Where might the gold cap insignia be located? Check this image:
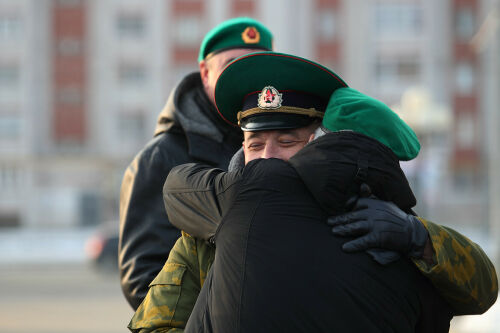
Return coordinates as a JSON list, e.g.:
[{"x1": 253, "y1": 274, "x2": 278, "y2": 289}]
[{"x1": 241, "y1": 26, "x2": 260, "y2": 44}]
